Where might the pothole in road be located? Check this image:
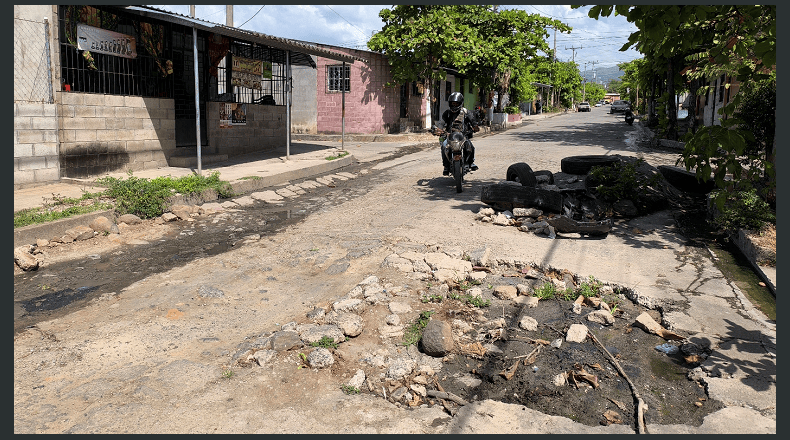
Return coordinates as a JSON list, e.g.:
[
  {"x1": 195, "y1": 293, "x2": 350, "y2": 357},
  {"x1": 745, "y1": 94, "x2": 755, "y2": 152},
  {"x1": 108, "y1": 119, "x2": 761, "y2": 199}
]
[{"x1": 236, "y1": 261, "x2": 723, "y2": 433}]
